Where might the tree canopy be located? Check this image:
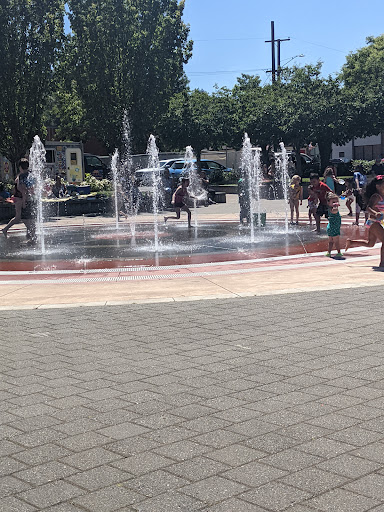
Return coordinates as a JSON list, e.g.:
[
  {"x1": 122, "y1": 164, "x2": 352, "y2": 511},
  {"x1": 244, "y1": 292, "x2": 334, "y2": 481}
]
[
  {"x1": 158, "y1": 87, "x2": 234, "y2": 163},
  {"x1": 0, "y1": 0, "x2": 64, "y2": 169},
  {"x1": 58, "y1": 0, "x2": 192, "y2": 153},
  {"x1": 341, "y1": 34, "x2": 384, "y2": 138}
]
